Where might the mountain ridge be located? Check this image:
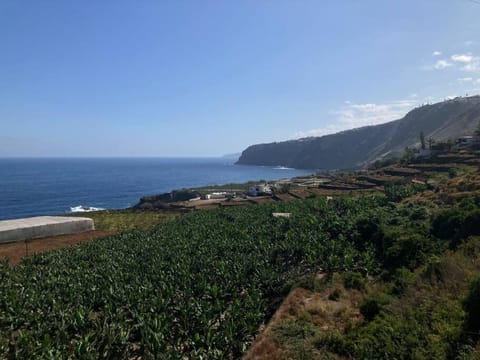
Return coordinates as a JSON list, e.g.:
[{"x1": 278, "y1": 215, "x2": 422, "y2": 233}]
[{"x1": 236, "y1": 95, "x2": 480, "y2": 170}]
